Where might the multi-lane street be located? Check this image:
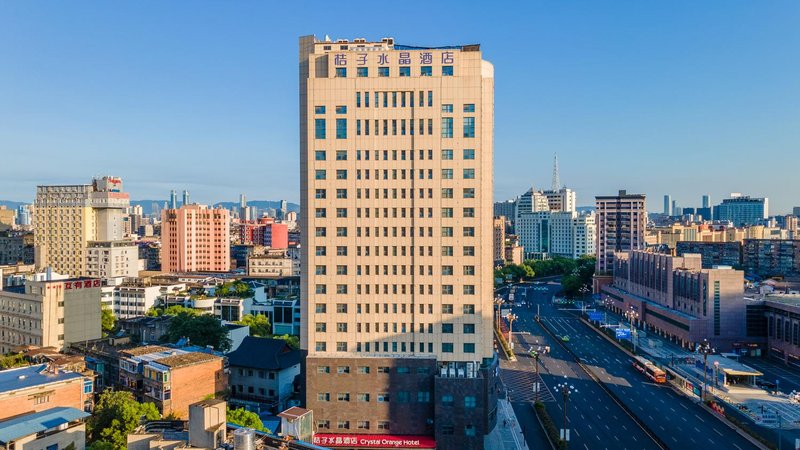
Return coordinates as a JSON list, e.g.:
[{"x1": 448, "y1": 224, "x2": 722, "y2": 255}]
[{"x1": 499, "y1": 282, "x2": 761, "y2": 450}]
